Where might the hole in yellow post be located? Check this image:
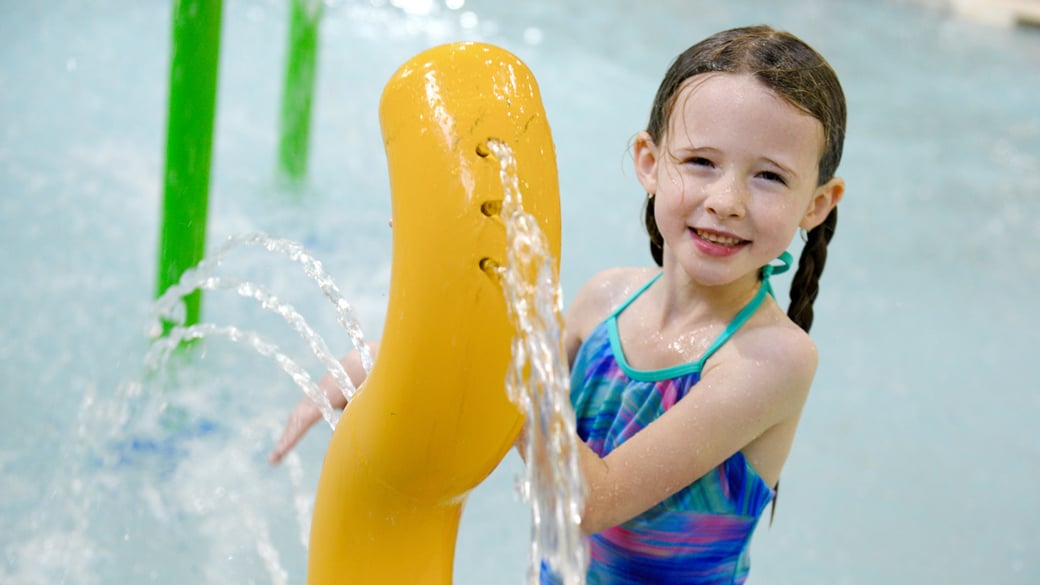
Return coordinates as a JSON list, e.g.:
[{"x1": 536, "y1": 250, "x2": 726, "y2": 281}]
[
  {"x1": 479, "y1": 256, "x2": 504, "y2": 279},
  {"x1": 480, "y1": 200, "x2": 502, "y2": 217}
]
